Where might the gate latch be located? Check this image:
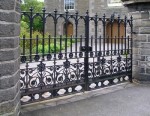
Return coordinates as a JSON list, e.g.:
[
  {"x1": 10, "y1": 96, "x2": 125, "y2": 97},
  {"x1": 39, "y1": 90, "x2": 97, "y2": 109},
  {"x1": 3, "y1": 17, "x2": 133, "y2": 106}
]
[{"x1": 80, "y1": 46, "x2": 92, "y2": 52}]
